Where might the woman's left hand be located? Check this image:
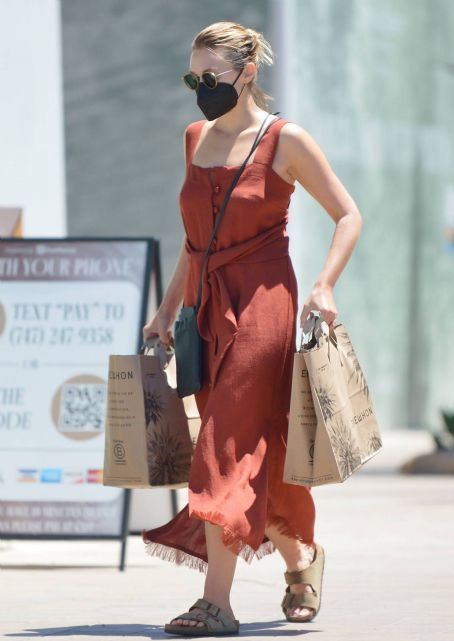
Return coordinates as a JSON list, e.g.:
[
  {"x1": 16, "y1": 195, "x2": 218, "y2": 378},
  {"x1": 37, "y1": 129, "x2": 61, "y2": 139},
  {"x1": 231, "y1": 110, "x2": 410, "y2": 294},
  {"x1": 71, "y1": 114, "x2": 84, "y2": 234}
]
[{"x1": 300, "y1": 282, "x2": 338, "y2": 328}]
